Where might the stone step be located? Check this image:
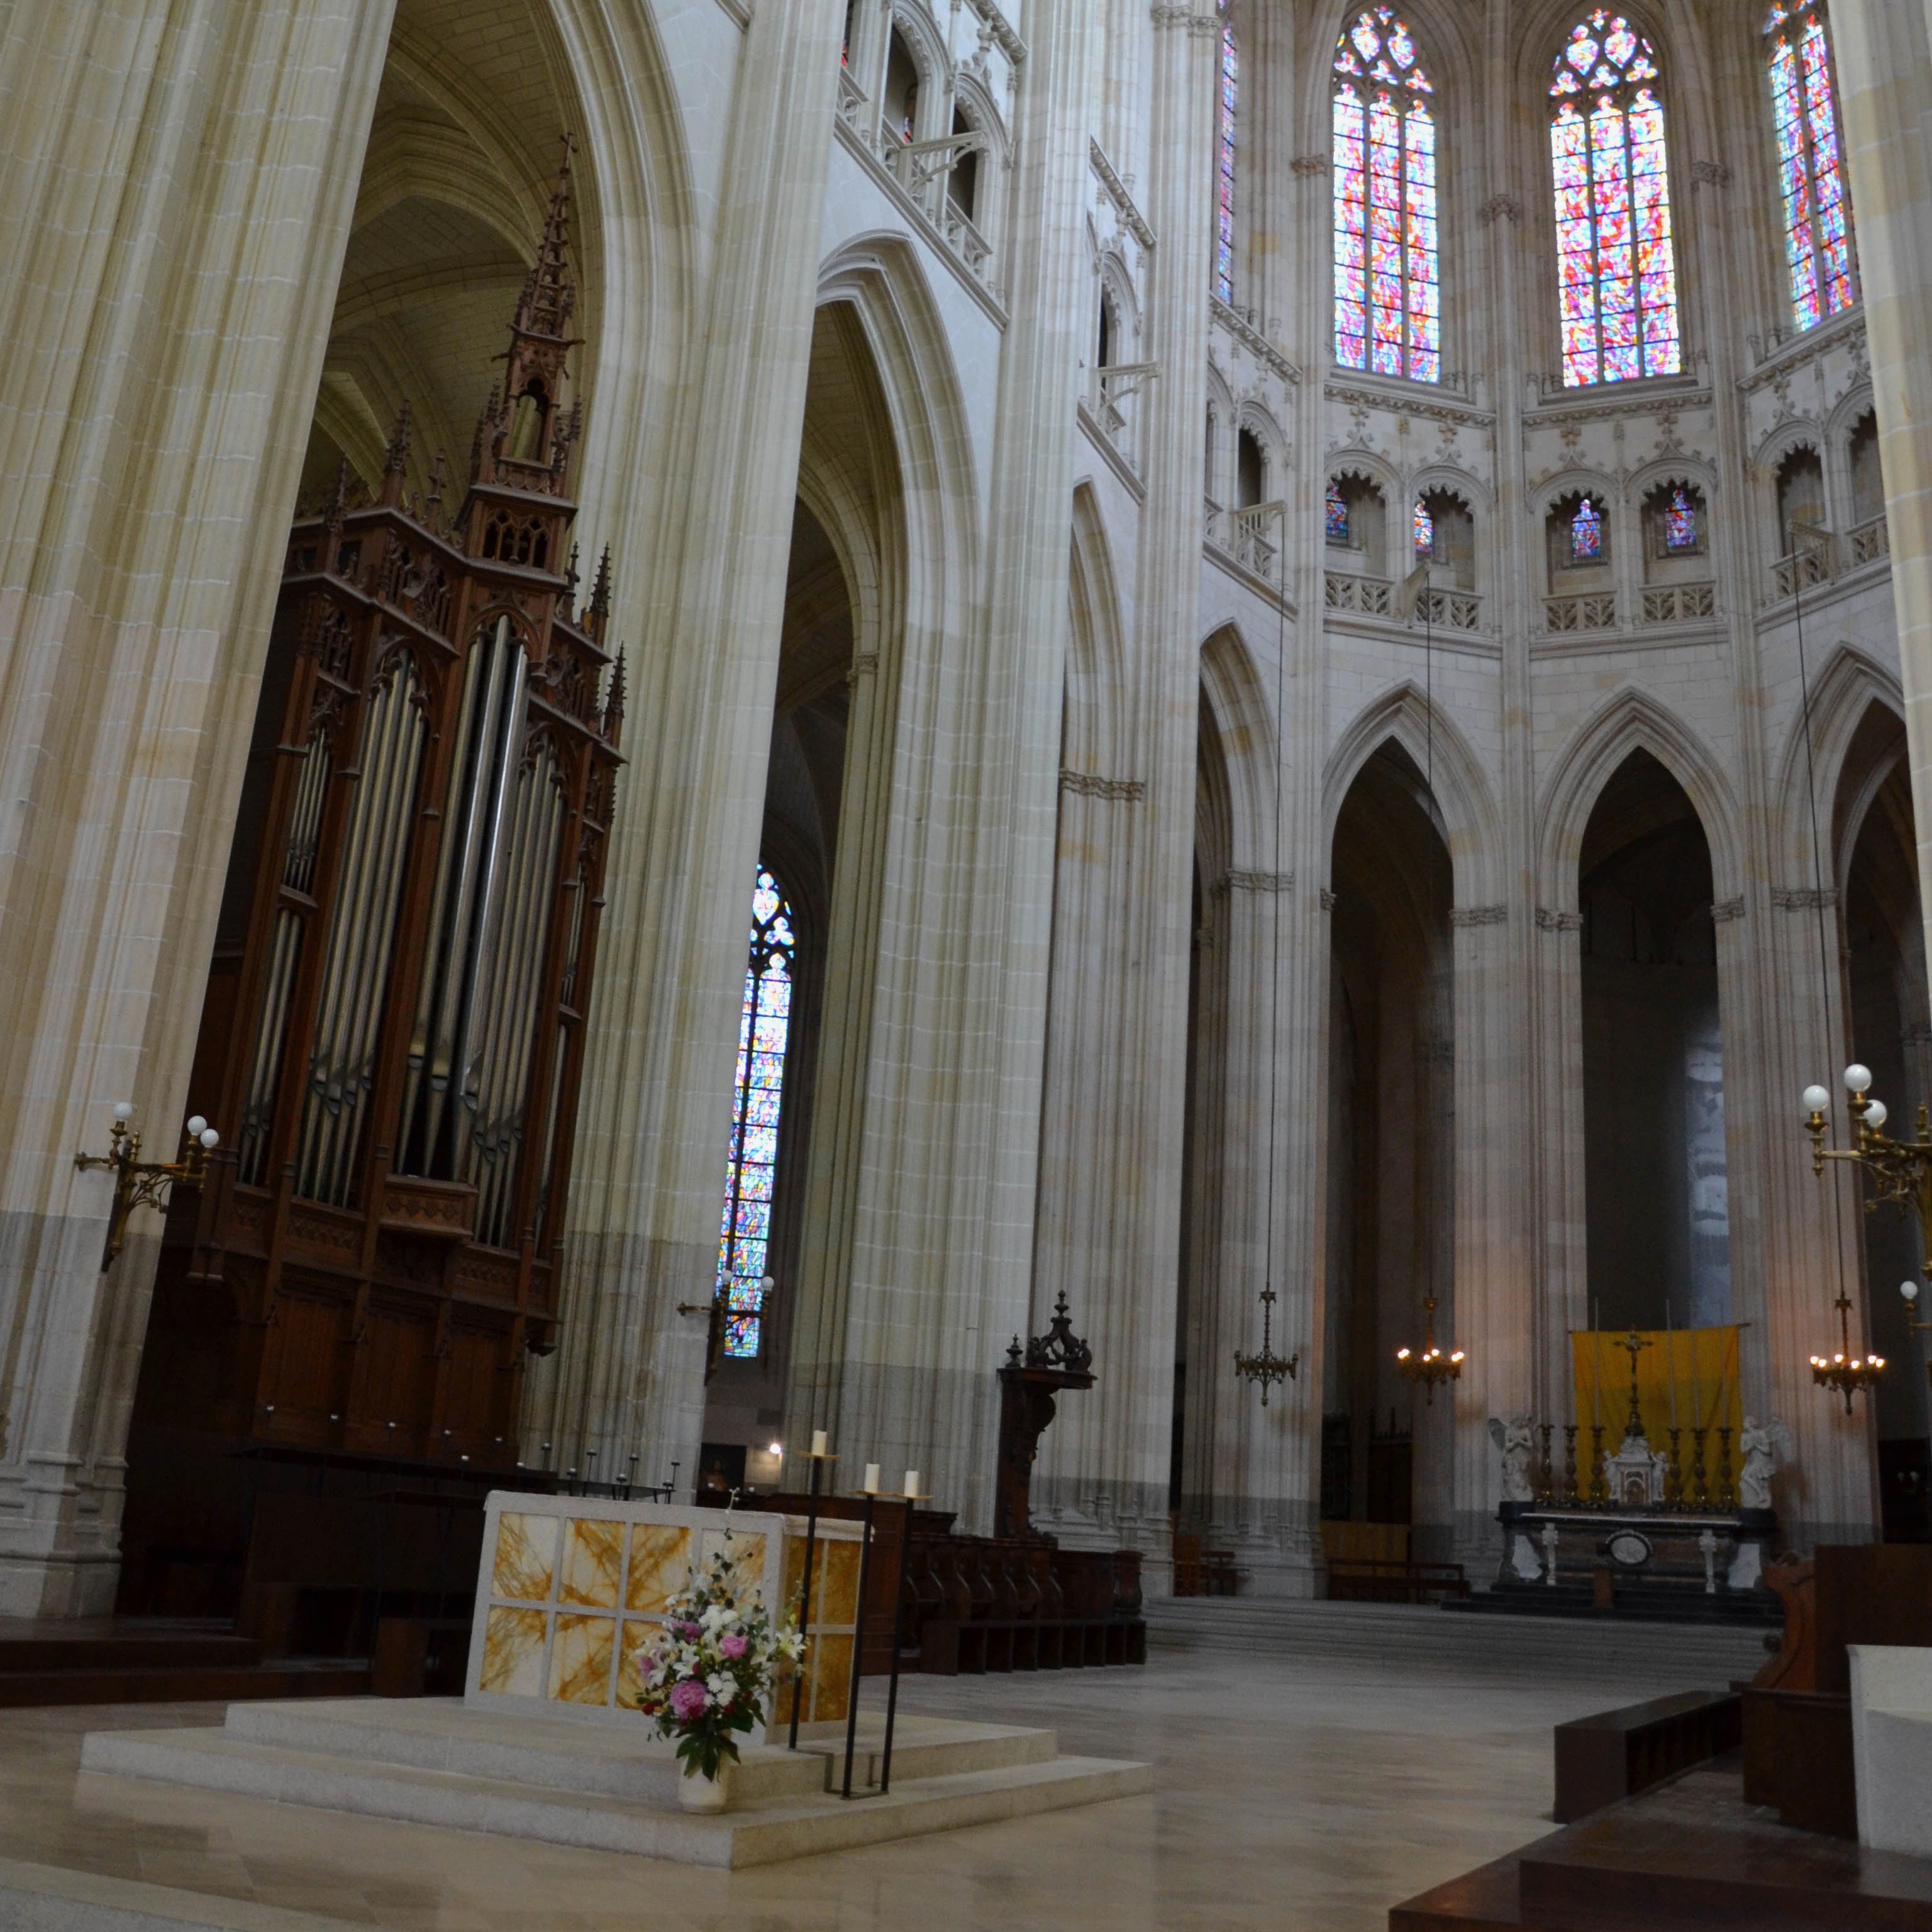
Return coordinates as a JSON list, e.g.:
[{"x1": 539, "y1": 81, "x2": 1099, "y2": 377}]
[
  {"x1": 216, "y1": 1698, "x2": 1056, "y2": 1804},
  {"x1": 0, "y1": 1661, "x2": 372, "y2": 1709},
  {"x1": 1145, "y1": 1599, "x2": 1768, "y2": 1681},
  {"x1": 78, "y1": 1722, "x2": 1151, "y2": 1871}
]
